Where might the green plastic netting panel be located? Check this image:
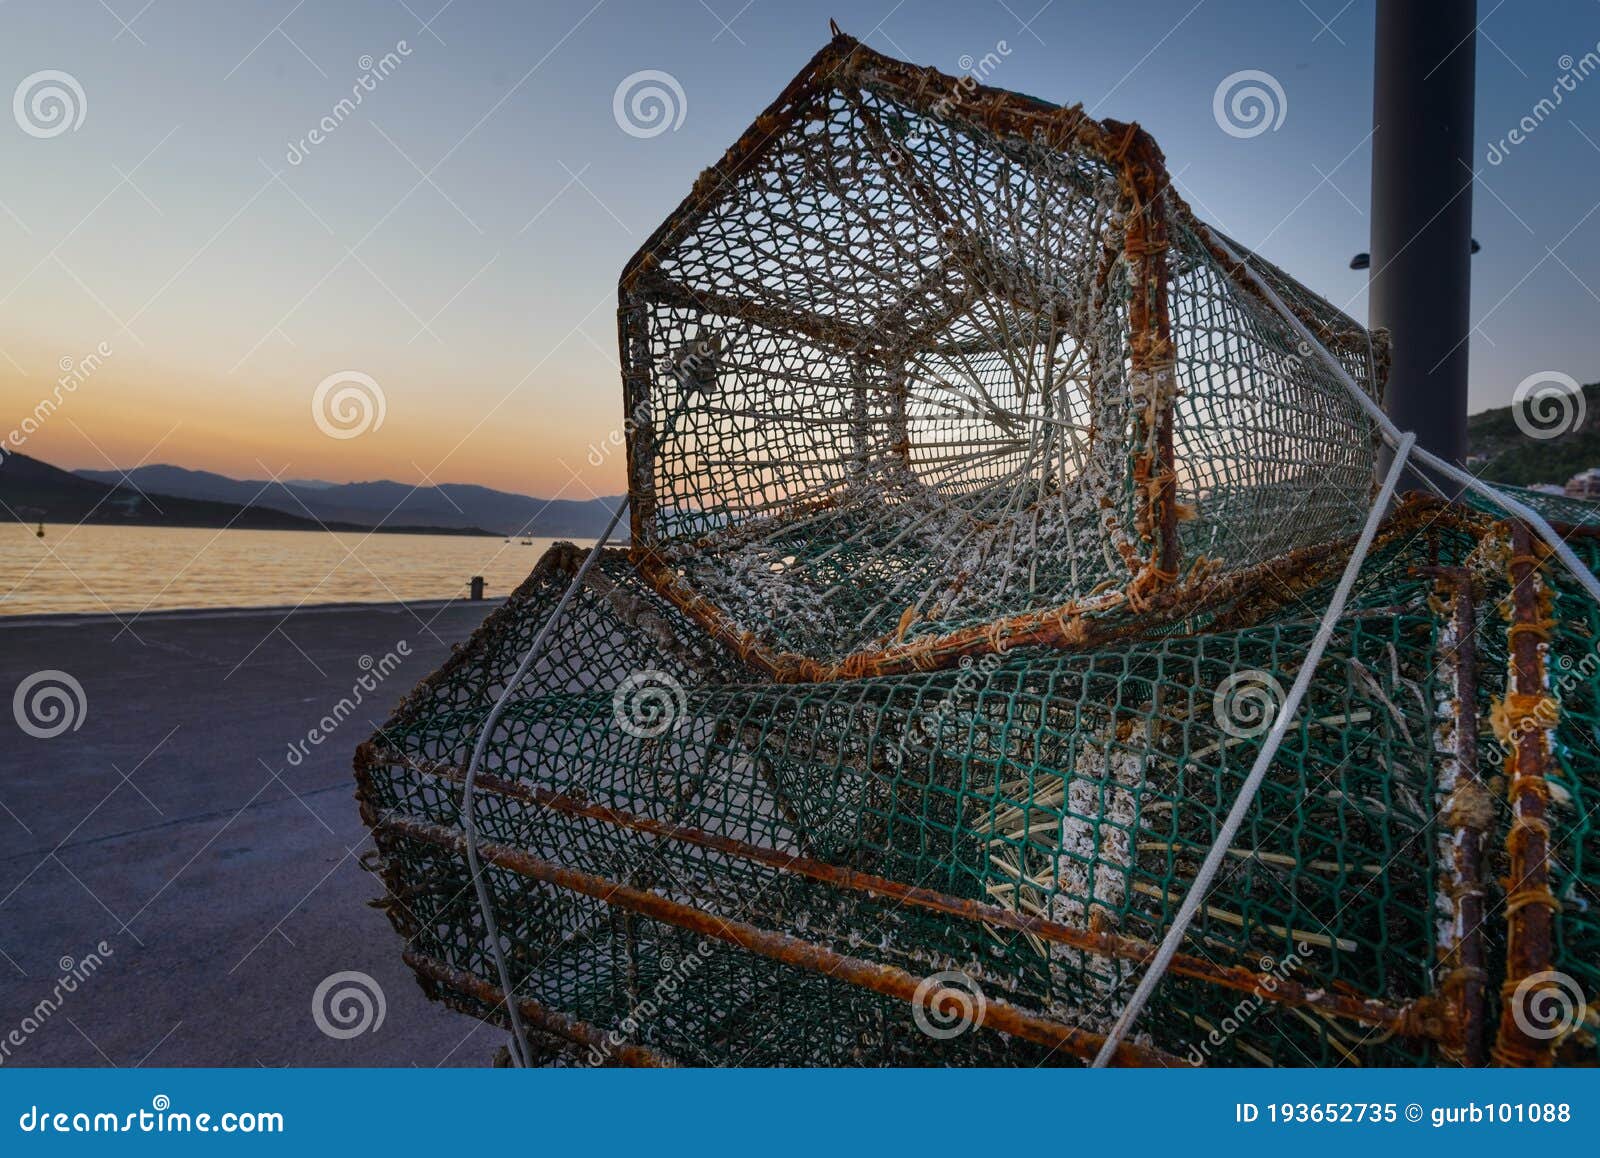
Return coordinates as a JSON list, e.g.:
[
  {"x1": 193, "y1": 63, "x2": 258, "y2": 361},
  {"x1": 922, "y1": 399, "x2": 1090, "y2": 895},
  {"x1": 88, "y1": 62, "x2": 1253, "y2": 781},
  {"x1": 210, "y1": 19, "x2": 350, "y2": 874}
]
[{"x1": 352, "y1": 499, "x2": 1584, "y2": 1067}]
